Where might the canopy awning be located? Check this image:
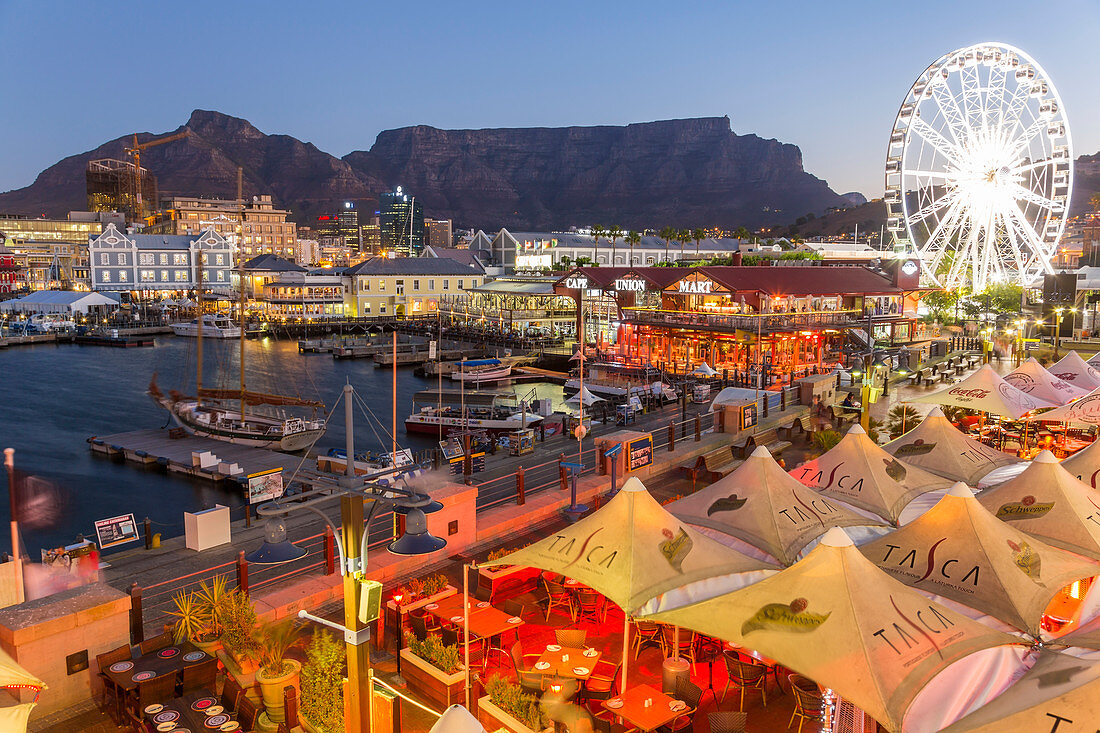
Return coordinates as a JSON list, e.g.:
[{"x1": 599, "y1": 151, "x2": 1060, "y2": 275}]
[
  {"x1": 1003, "y1": 357, "x2": 1089, "y2": 405},
  {"x1": 565, "y1": 387, "x2": 605, "y2": 406},
  {"x1": 910, "y1": 364, "x2": 1055, "y2": 418},
  {"x1": 669, "y1": 445, "x2": 887, "y2": 565},
  {"x1": 861, "y1": 483, "x2": 1098, "y2": 636},
  {"x1": 1023, "y1": 384, "x2": 1100, "y2": 425},
  {"x1": 643, "y1": 527, "x2": 1021, "y2": 732},
  {"x1": 882, "y1": 407, "x2": 1020, "y2": 486},
  {"x1": 789, "y1": 424, "x2": 952, "y2": 525},
  {"x1": 1050, "y1": 351, "x2": 1100, "y2": 391},
  {"x1": 1062, "y1": 436, "x2": 1100, "y2": 489},
  {"x1": 0, "y1": 646, "x2": 43, "y2": 690}
]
